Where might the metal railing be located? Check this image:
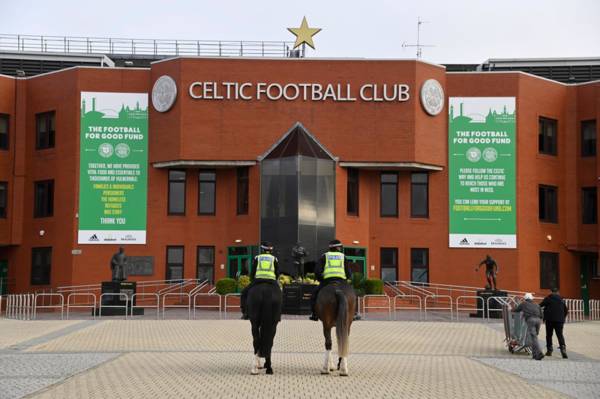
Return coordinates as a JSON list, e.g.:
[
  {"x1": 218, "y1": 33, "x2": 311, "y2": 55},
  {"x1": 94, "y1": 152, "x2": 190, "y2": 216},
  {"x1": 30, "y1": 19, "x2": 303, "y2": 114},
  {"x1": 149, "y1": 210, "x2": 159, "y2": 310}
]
[
  {"x1": 161, "y1": 293, "x2": 191, "y2": 319},
  {"x1": 424, "y1": 295, "x2": 453, "y2": 320},
  {"x1": 361, "y1": 295, "x2": 391, "y2": 320},
  {"x1": 0, "y1": 34, "x2": 296, "y2": 58},
  {"x1": 99, "y1": 293, "x2": 128, "y2": 318},
  {"x1": 486, "y1": 296, "x2": 516, "y2": 319},
  {"x1": 590, "y1": 299, "x2": 600, "y2": 321},
  {"x1": 392, "y1": 294, "x2": 422, "y2": 320},
  {"x1": 224, "y1": 293, "x2": 241, "y2": 317},
  {"x1": 131, "y1": 293, "x2": 160, "y2": 319},
  {"x1": 66, "y1": 293, "x2": 96, "y2": 319},
  {"x1": 34, "y1": 293, "x2": 64, "y2": 320},
  {"x1": 455, "y1": 295, "x2": 484, "y2": 321},
  {"x1": 565, "y1": 299, "x2": 585, "y2": 322},
  {"x1": 193, "y1": 287, "x2": 222, "y2": 319}
]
